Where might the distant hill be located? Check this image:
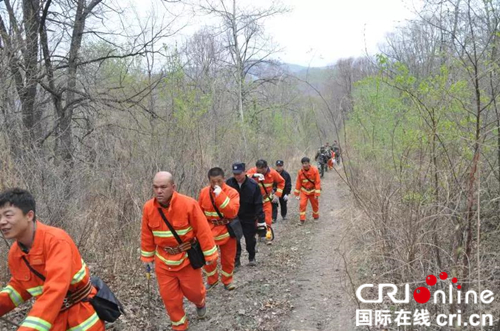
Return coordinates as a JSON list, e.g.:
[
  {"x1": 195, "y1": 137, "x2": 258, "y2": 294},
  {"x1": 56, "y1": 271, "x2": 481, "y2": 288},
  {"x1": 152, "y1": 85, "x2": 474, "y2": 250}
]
[
  {"x1": 279, "y1": 63, "x2": 332, "y2": 92},
  {"x1": 245, "y1": 61, "x2": 332, "y2": 93}
]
